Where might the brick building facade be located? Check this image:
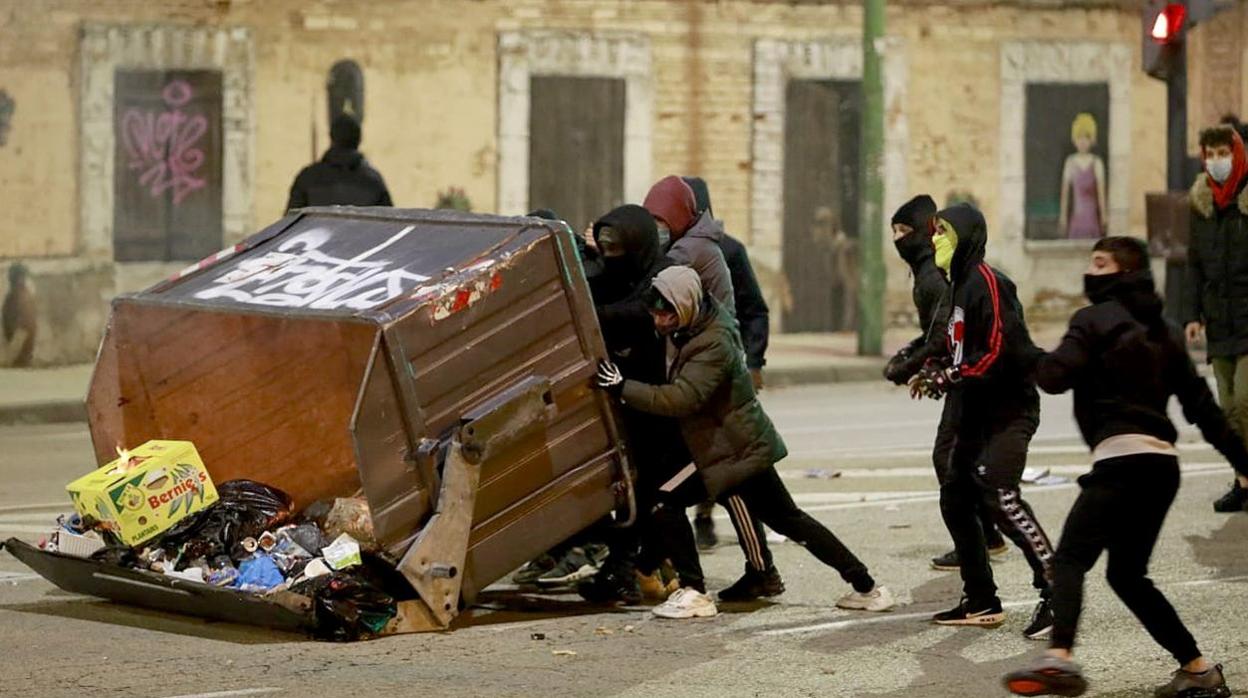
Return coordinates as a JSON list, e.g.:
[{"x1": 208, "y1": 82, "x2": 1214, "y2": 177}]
[{"x1": 0, "y1": 0, "x2": 1244, "y2": 365}]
